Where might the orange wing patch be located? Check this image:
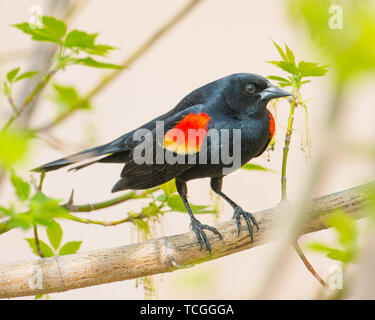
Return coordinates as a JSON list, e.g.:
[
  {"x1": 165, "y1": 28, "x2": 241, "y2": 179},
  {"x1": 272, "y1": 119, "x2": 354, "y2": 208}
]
[
  {"x1": 164, "y1": 113, "x2": 210, "y2": 154},
  {"x1": 269, "y1": 112, "x2": 275, "y2": 139}
]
